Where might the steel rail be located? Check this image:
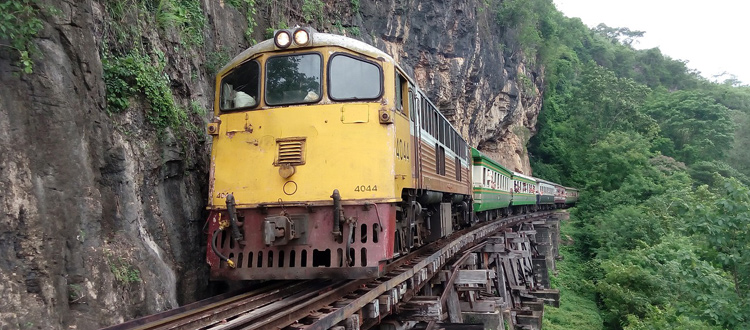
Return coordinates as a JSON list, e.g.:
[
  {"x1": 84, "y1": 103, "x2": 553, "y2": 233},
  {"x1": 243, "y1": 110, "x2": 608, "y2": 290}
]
[
  {"x1": 209, "y1": 279, "x2": 353, "y2": 330},
  {"x1": 102, "y1": 281, "x2": 311, "y2": 330}
]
